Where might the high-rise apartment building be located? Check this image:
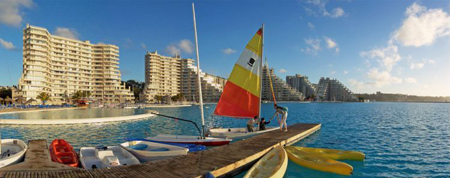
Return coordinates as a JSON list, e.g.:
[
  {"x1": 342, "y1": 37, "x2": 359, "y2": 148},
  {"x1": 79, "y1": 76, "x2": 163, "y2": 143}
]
[
  {"x1": 143, "y1": 51, "x2": 181, "y2": 100},
  {"x1": 143, "y1": 51, "x2": 225, "y2": 103},
  {"x1": 262, "y1": 65, "x2": 304, "y2": 101},
  {"x1": 286, "y1": 74, "x2": 316, "y2": 99},
  {"x1": 18, "y1": 24, "x2": 134, "y2": 104},
  {"x1": 316, "y1": 77, "x2": 357, "y2": 101}
]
